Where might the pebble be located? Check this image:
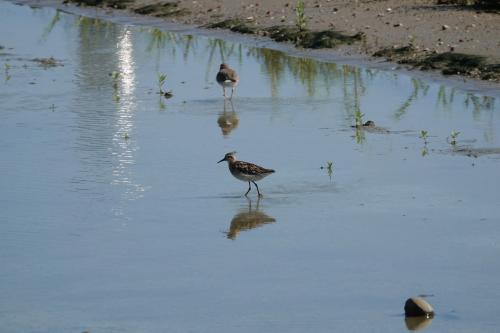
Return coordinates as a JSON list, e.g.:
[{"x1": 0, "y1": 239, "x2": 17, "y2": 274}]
[
  {"x1": 404, "y1": 297, "x2": 435, "y2": 317},
  {"x1": 442, "y1": 24, "x2": 449, "y2": 30}
]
